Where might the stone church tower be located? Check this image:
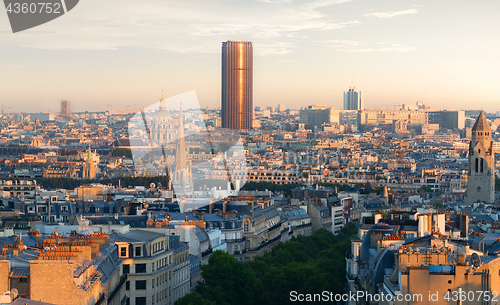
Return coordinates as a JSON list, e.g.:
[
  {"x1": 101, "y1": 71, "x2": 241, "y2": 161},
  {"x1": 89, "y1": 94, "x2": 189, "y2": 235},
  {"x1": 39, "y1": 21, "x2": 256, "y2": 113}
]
[{"x1": 467, "y1": 111, "x2": 495, "y2": 204}]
